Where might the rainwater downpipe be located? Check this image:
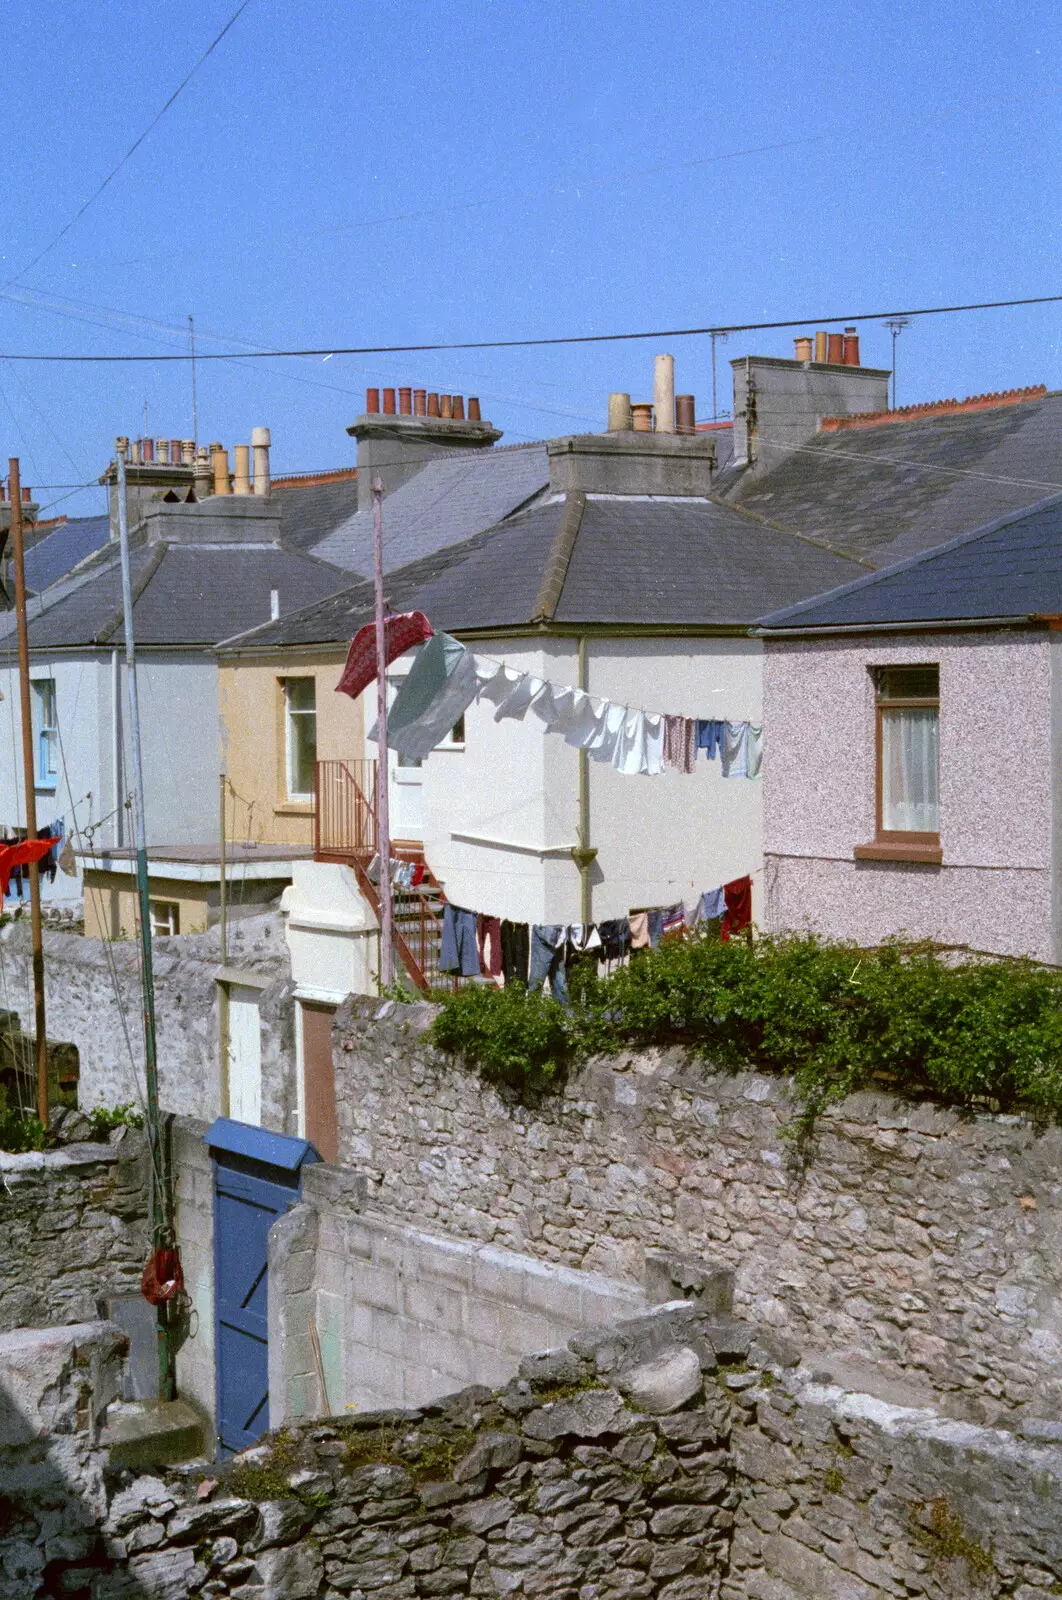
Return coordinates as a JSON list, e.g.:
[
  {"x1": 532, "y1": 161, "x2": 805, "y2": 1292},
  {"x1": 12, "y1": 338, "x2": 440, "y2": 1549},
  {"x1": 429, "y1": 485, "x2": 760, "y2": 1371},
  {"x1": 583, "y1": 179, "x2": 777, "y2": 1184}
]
[
  {"x1": 111, "y1": 649, "x2": 121, "y2": 847},
  {"x1": 572, "y1": 636, "x2": 597, "y2": 924}
]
